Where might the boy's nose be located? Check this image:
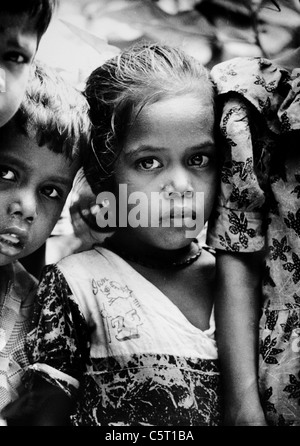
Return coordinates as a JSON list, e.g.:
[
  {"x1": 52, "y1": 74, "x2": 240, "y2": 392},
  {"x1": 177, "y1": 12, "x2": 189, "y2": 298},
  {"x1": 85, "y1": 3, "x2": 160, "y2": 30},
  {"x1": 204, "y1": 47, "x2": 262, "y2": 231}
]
[{"x1": 8, "y1": 192, "x2": 37, "y2": 223}]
